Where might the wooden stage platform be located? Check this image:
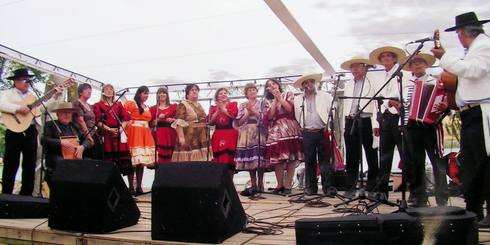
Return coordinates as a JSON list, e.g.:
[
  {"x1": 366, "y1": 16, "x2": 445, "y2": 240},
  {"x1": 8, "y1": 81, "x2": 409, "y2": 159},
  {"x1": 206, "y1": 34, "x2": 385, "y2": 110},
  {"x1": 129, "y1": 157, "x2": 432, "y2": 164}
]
[{"x1": 1, "y1": 190, "x2": 490, "y2": 245}]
